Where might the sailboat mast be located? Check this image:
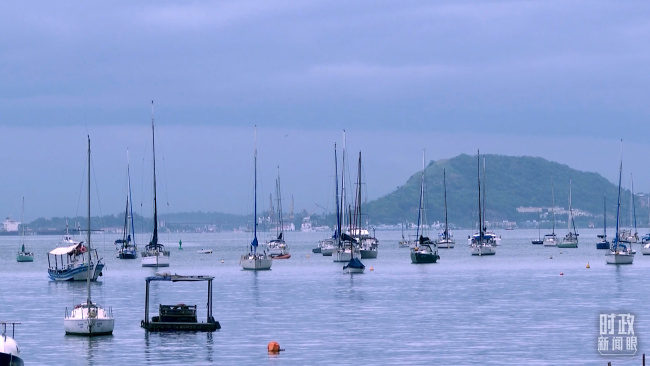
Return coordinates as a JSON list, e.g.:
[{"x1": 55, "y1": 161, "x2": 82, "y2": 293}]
[
  {"x1": 20, "y1": 197, "x2": 24, "y2": 246},
  {"x1": 603, "y1": 193, "x2": 607, "y2": 240},
  {"x1": 416, "y1": 150, "x2": 425, "y2": 240},
  {"x1": 86, "y1": 135, "x2": 92, "y2": 304},
  {"x1": 567, "y1": 179, "x2": 573, "y2": 232},
  {"x1": 551, "y1": 177, "x2": 555, "y2": 235},
  {"x1": 151, "y1": 101, "x2": 158, "y2": 247},
  {"x1": 127, "y1": 149, "x2": 135, "y2": 244},
  {"x1": 443, "y1": 168, "x2": 448, "y2": 239},
  {"x1": 477, "y1": 151, "x2": 483, "y2": 242},
  {"x1": 253, "y1": 126, "x2": 258, "y2": 255},
  {"x1": 631, "y1": 174, "x2": 637, "y2": 239},
  {"x1": 276, "y1": 166, "x2": 283, "y2": 238},
  {"x1": 352, "y1": 151, "x2": 362, "y2": 258},
  {"x1": 334, "y1": 143, "x2": 341, "y2": 243},
  {"x1": 340, "y1": 130, "x2": 347, "y2": 242},
  {"x1": 483, "y1": 158, "x2": 487, "y2": 230},
  {"x1": 615, "y1": 141, "x2": 623, "y2": 250}
]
